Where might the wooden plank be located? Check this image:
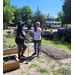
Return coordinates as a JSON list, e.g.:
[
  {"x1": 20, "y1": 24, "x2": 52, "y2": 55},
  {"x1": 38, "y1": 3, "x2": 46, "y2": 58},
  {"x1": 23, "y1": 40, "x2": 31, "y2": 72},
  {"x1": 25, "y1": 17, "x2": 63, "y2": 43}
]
[
  {"x1": 3, "y1": 48, "x2": 18, "y2": 55},
  {"x1": 3, "y1": 61, "x2": 19, "y2": 72},
  {"x1": 3, "y1": 55, "x2": 20, "y2": 72}
]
